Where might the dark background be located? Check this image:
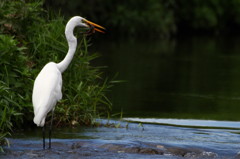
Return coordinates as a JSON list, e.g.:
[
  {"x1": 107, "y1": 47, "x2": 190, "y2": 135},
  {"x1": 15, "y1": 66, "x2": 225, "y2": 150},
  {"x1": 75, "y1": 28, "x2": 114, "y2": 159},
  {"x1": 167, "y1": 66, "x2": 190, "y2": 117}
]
[{"x1": 44, "y1": 0, "x2": 240, "y2": 37}]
